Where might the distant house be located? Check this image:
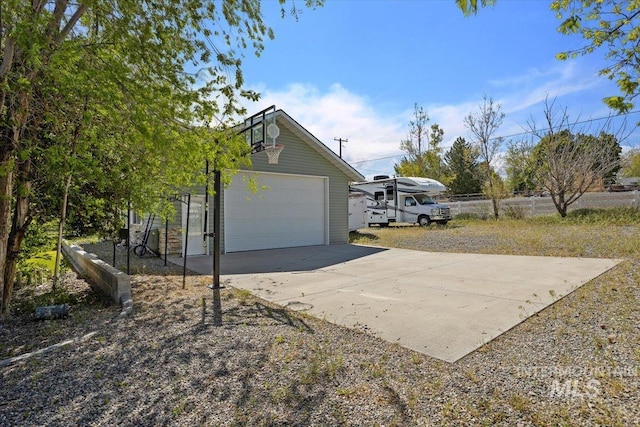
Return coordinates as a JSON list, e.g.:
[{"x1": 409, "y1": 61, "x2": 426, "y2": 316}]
[{"x1": 154, "y1": 110, "x2": 363, "y2": 255}]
